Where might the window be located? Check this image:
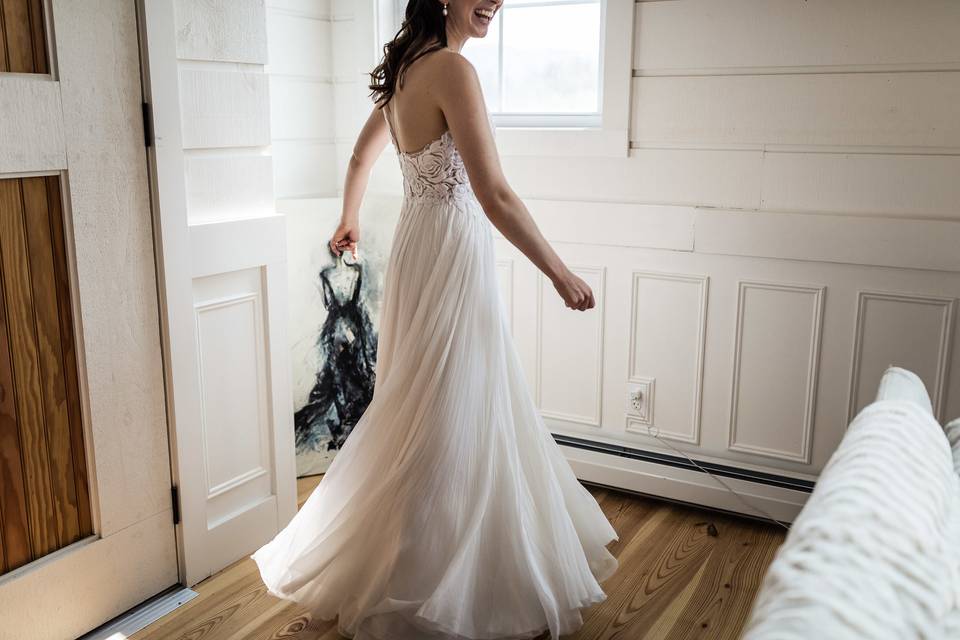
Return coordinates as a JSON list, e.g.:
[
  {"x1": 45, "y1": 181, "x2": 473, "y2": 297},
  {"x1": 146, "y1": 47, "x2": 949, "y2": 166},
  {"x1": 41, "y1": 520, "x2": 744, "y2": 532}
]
[
  {"x1": 462, "y1": 0, "x2": 603, "y2": 127},
  {"x1": 378, "y1": 0, "x2": 633, "y2": 157}
]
